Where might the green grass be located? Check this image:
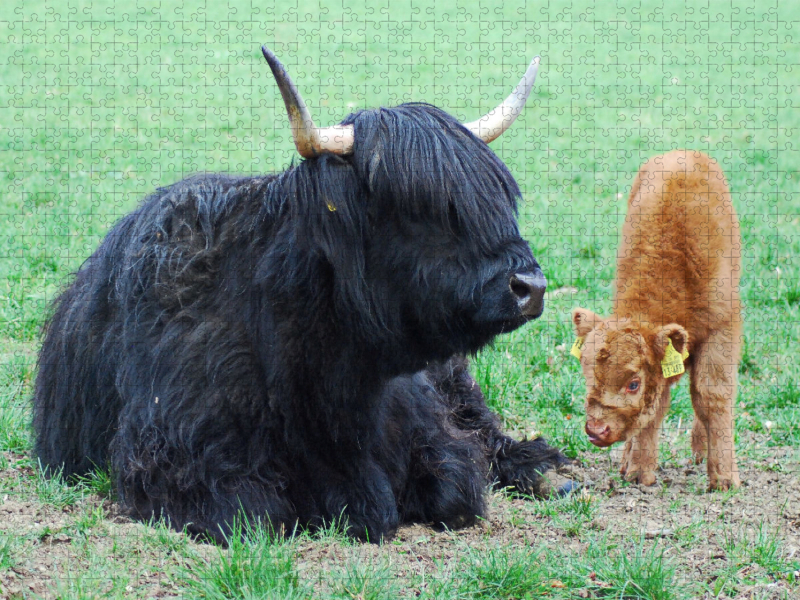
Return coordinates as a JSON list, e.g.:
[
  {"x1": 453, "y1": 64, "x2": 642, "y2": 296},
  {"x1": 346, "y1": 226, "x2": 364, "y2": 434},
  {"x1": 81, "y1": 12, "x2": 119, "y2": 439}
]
[
  {"x1": 723, "y1": 521, "x2": 799, "y2": 577},
  {"x1": 75, "y1": 467, "x2": 117, "y2": 500},
  {"x1": 581, "y1": 538, "x2": 680, "y2": 600},
  {"x1": 0, "y1": 530, "x2": 17, "y2": 571},
  {"x1": 49, "y1": 573, "x2": 132, "y2": 600},
  {"x1": 456, "y1": 545, "x2": 552, "y2": 599},
  {"x1": 327, "y1": 555, "x2": 399, "y2": 600},
  {"x1": 1, "y1": 0, "x2": 799, "y2": 597},
  {"x1": 0, "y1": 380, "x2": 28, "y2": 454},
  {"x1": 529, "y1": 490, "x2": 598, "y2": 520},
  {"x1": 178, "y1": 518, "x2": 308, "y2": 600},
  {"x1": 32, "y1": 461, "x2": 88, "y2": 508},
  {"x1": 423, "y1": 536, "x2": 684, "y2": 599}
]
